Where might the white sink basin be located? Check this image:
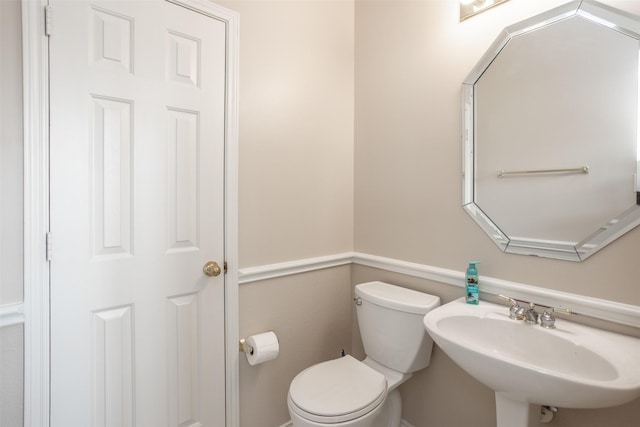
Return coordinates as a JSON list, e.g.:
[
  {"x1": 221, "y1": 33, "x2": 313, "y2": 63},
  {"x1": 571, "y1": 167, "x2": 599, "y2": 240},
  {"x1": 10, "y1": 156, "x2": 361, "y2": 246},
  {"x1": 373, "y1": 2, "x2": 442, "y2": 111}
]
[{"x1": 423, "y1": 298, "x2": 640, "y2": 425}]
